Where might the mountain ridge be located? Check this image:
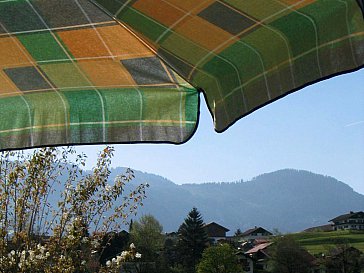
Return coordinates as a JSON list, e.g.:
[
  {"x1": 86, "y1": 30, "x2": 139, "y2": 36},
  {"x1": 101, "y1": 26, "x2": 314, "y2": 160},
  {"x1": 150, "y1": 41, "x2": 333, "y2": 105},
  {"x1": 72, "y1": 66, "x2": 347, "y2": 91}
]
[{"x1": 111, "y1": 168, "x2": 364, "y2": 233}]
